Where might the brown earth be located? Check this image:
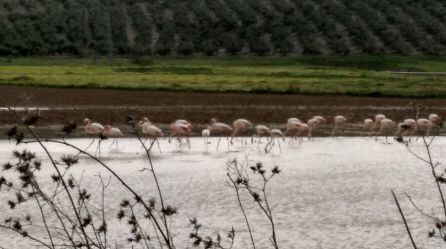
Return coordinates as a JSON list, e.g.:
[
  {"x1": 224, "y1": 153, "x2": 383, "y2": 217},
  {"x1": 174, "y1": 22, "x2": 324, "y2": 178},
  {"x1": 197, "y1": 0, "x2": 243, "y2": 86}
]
[{"x1": 1, "y1": 85, "x2": 446, "y2": 137}]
